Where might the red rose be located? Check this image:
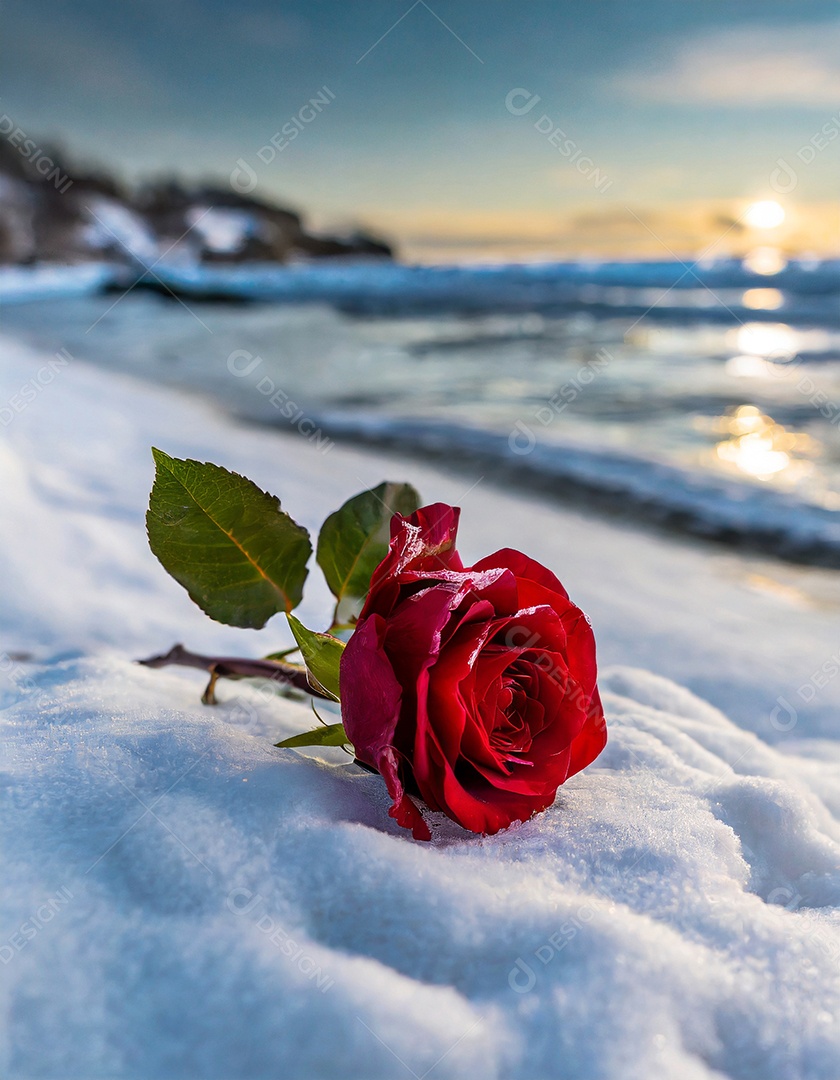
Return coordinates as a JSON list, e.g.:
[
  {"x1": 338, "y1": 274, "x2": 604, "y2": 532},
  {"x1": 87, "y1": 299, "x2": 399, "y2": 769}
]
[{"x1": 339, "y1": 503, "x2": 607, "y2": 839}]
